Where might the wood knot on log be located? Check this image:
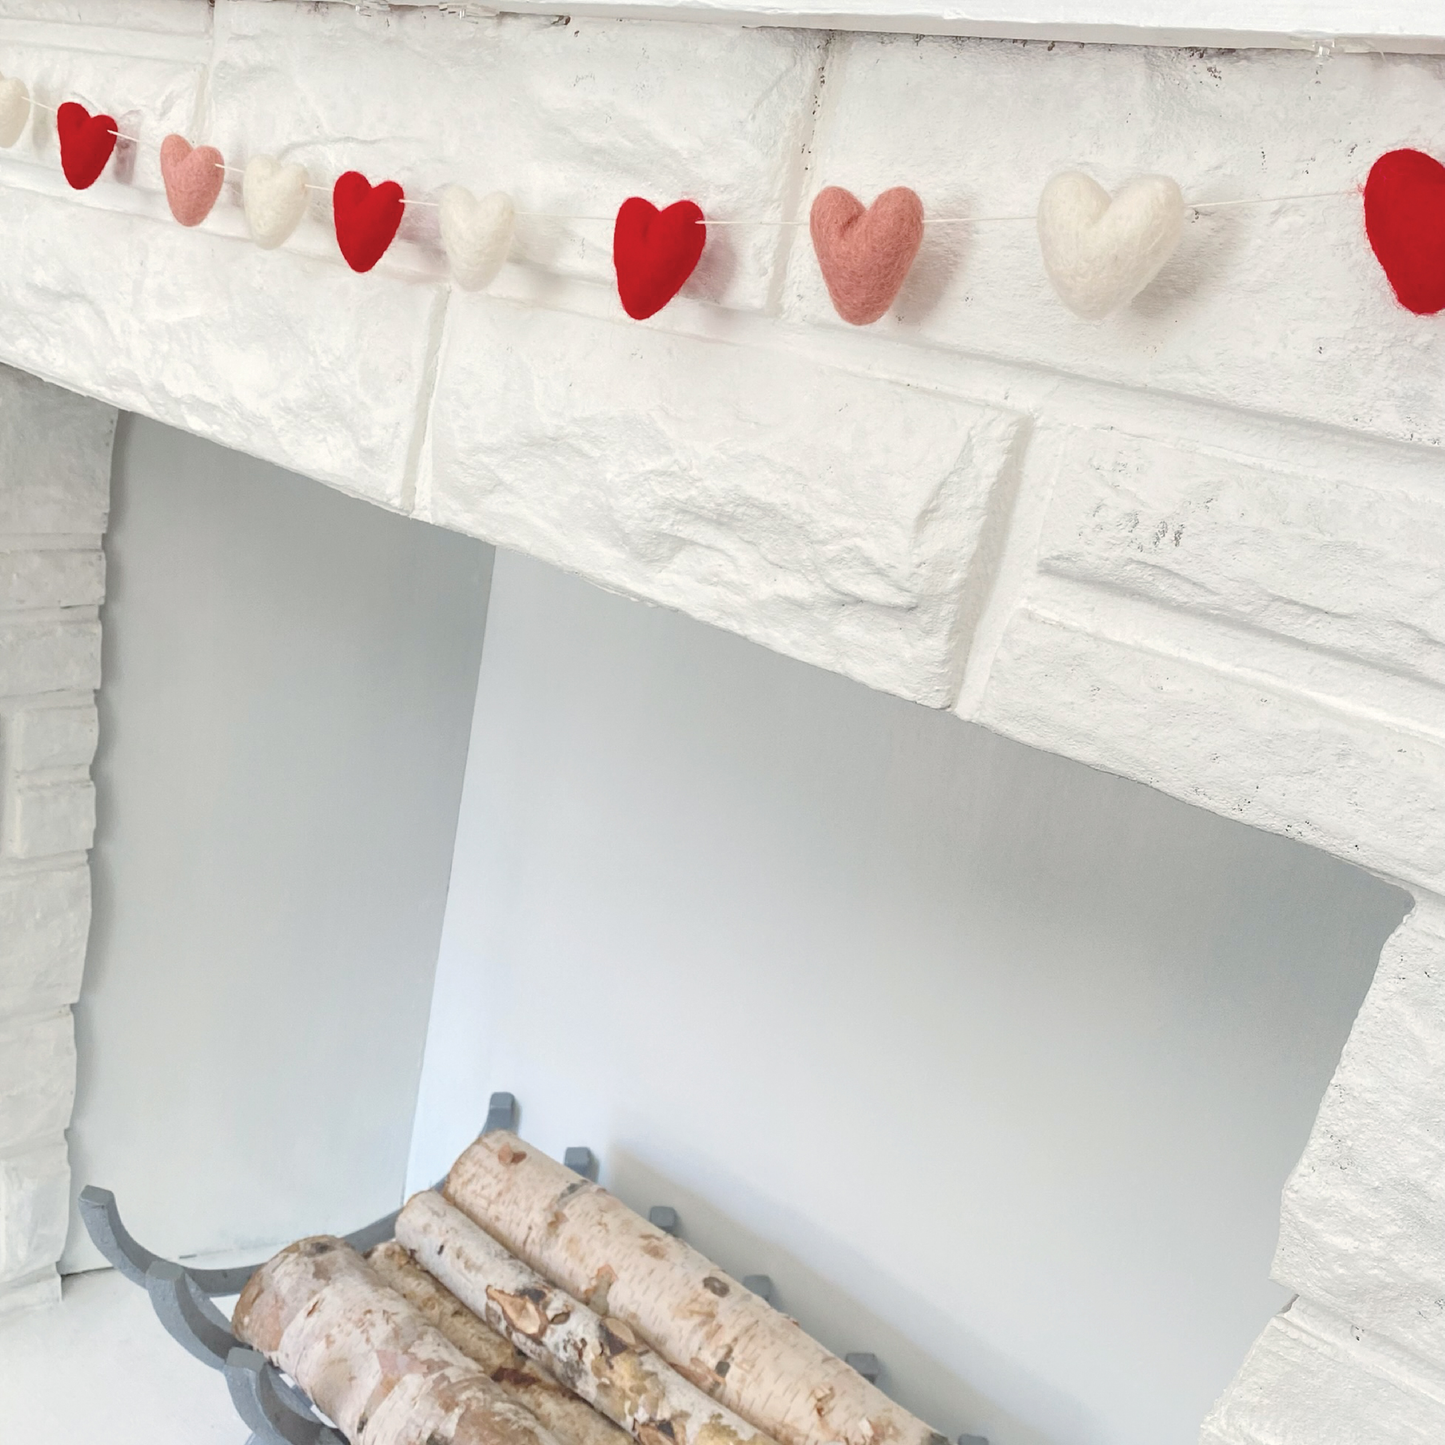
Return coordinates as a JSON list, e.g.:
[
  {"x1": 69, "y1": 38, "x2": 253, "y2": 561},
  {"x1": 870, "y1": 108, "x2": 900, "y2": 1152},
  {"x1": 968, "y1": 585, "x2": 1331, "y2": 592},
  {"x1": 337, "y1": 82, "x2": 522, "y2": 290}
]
[{"x1": 701, "y1": 1278, "x2": 730, "y2": 1298}]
